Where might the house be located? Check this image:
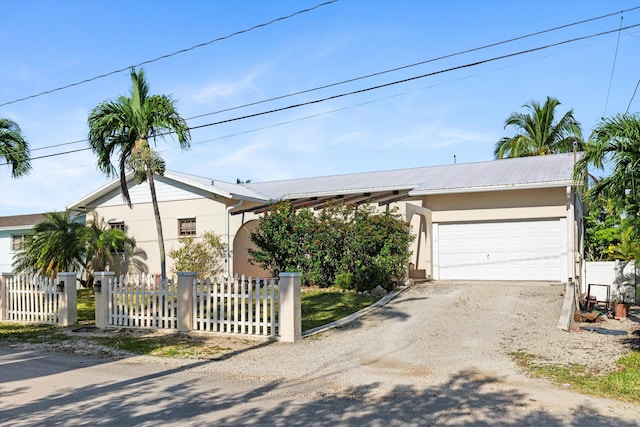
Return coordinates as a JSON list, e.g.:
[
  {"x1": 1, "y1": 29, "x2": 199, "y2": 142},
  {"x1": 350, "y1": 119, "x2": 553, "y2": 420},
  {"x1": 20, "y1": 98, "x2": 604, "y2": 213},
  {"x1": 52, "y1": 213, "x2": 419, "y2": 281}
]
[
  {"x1": 67, "y1": 153, "x2": 583, "y2": 284},
  {"x1": 0, "y1": 213, "x2": 47, "y2": 274}
]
